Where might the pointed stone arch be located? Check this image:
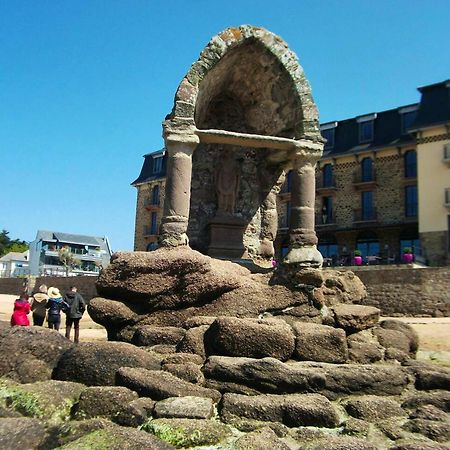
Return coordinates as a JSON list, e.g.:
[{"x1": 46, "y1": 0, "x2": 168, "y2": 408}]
[
  {"x1": 160, "y1": 25, "x2": 324, "y2": 268},
  {"x1": 170, "y1": 25, "x2": 321, "y2": 141}
]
